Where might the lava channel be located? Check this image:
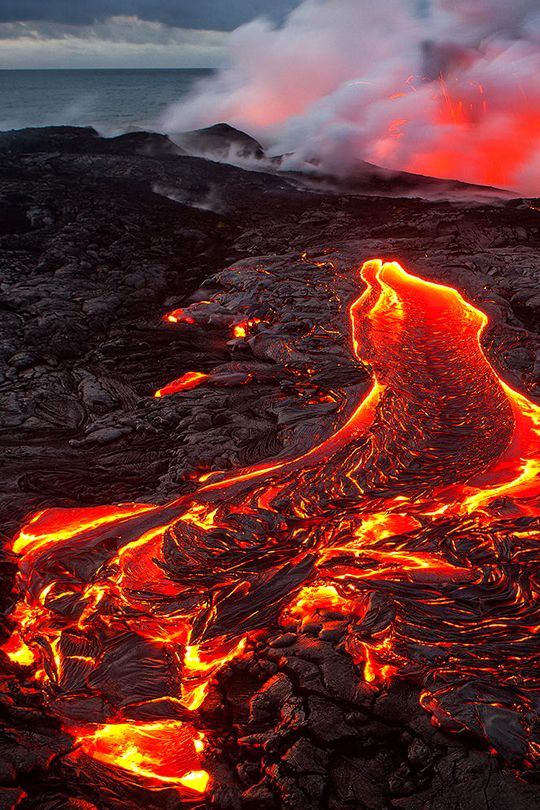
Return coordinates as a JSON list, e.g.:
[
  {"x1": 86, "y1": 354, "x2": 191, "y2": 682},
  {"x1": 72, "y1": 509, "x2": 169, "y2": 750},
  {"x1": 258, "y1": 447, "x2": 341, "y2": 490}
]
[{"x1": 4, "y1": 259, "x2": 540, "y2": 794}]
